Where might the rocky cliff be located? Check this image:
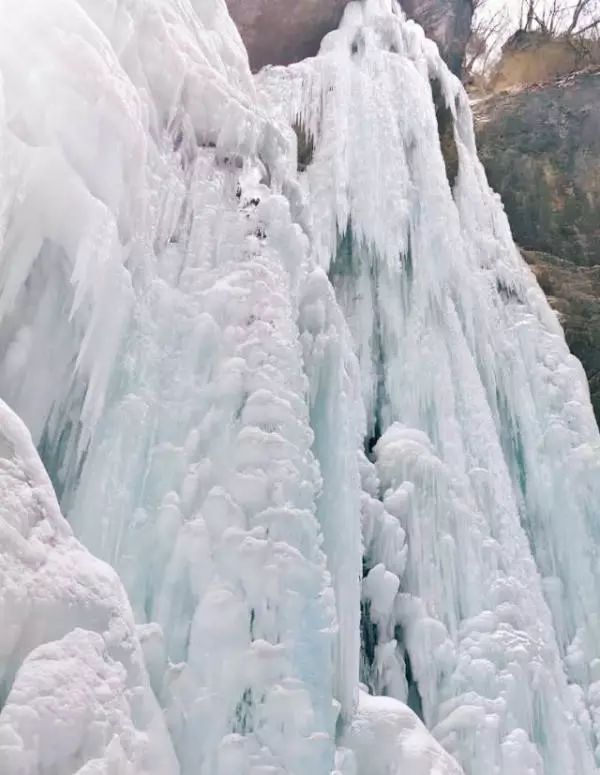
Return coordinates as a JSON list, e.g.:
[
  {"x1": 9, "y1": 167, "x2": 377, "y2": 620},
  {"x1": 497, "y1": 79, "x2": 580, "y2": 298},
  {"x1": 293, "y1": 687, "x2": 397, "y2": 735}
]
[
  {"x1": 225, "y1": 0, "x2": 472, "y2": 73},
  {"x1": 474, "y1": 70, "x2": 600, "y2": 419},
  {"x1": 474, "y1": 70, "x2": 600, "y2": 266}
]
